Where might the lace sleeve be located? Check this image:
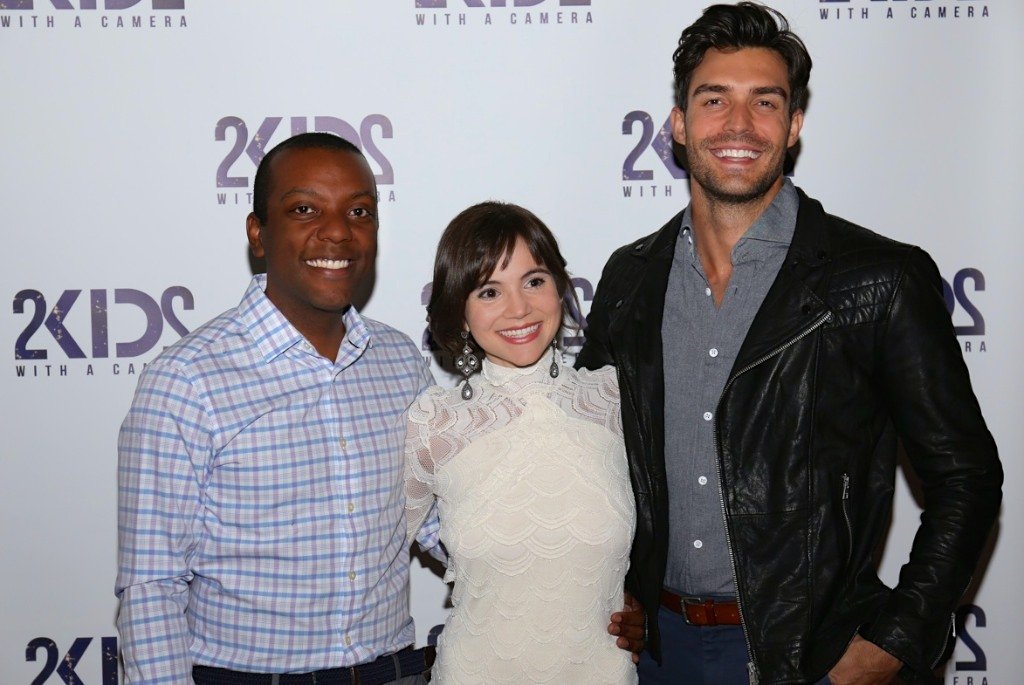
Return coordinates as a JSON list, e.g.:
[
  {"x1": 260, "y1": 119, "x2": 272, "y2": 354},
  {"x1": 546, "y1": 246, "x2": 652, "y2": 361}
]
[
  {"x1": 569, "y1": 364, "x2": 623, "y2": 437},
  {"x1": 598, "y1": 366, "x2": 624, "y2": 438},
  {"x1": 404, "y1": 386, "x2": 470, "y2": 546},
  {"x1": 404, "y1": 390, "x2": 440, "y2": 545}
]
